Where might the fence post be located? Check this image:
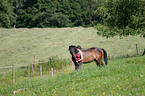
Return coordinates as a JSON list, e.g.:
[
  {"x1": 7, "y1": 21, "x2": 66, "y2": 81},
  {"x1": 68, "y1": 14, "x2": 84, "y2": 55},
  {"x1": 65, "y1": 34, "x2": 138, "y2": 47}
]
[
  {"x1": 51, "y1": 68, "x2": 53, "y2": 76},
  {"x1": 34, "y1": 55, "x2": 36, "y2": 69},
  {"x1": 136, "y1": 44, "x2": 138, "y2": 55},
  {"x1": 31, "y1": 63, "x2": 34, "y2": 73},
  {"x1": 12, "y1": 64, "x2": 15, "y2": 84},
  {"x1": 40, "y1": 66, "x2": 42, "y2": 77},
  {"x1": 28, "y1": 64, "x2": 30, "y2": 79}
]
